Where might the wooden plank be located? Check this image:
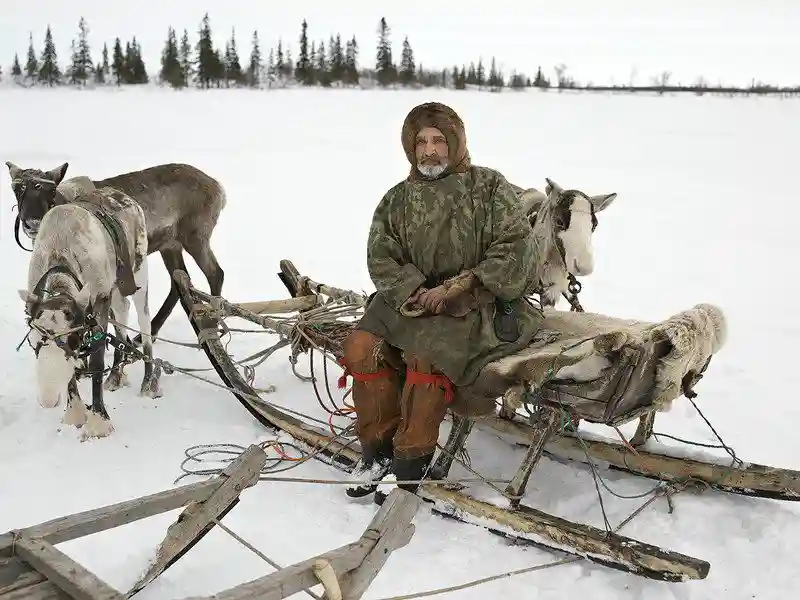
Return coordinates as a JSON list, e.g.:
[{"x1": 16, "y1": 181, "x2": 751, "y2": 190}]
[
  {"x1": 126, "y1": 445, "x2": 268, "y2": 596},
  {"x1": 476, "y1": 416, "x2": 800, "y2": 500},
  {"x1": 232, "y1": 296, "x2": 320, "y2": 315},
  {"x1": 338, "y1": 489, "x2": 421, "y2": 599},
  {"x1": 278, "y1": 260, "x2": 366, "y2": 305},
  {"x1": 14, "y1": 538, "x2": 123, "y2": 600},
  {"x1": 504, "y1": 408, "x2": 559, "y2": 506},
  {"x1": 427, "y1": 486, "x2": 710, "y2": 581},
  {"x1": 0, "y1": 558, "x2": 46, "y2": 594},
  {"x1": 1, "y1": 580, "x2": 67, "y2": 600},
  {"x1": 0, "y1": 477, "x2": 226, "y2": 556},
  {"x1": 183, "y1": 540, "x2": 372, "y2": 600}
]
